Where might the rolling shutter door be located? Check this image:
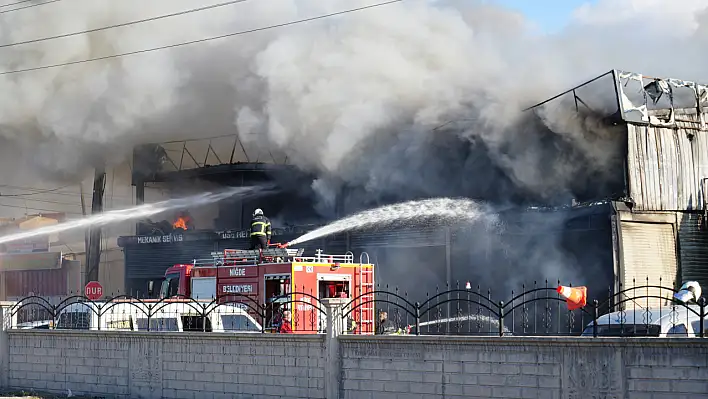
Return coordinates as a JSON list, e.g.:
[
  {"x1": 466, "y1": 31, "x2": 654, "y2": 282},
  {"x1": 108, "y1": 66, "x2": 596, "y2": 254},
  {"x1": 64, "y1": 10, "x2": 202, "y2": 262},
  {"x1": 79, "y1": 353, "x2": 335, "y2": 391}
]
[
  {"x1": 619, "y1": 221, "x2": 677, "y2": 307},
  {"x1": 350, "y1": 228, "x2": 445, "y2": 249},
  {"x1": 124, "y1": 241, "x2": 218, "y2": 295},
  {"x1": 677, "y1": 213, "x2": 708, "y2": 290}
]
